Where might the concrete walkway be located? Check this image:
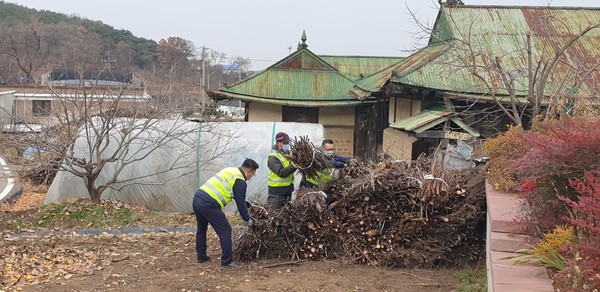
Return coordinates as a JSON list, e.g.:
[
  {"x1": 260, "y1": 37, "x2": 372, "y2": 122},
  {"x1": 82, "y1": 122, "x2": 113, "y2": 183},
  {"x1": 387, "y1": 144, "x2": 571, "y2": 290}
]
[{"x1": 486, "y1": 183, "x2": 554, "y2": 291}]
